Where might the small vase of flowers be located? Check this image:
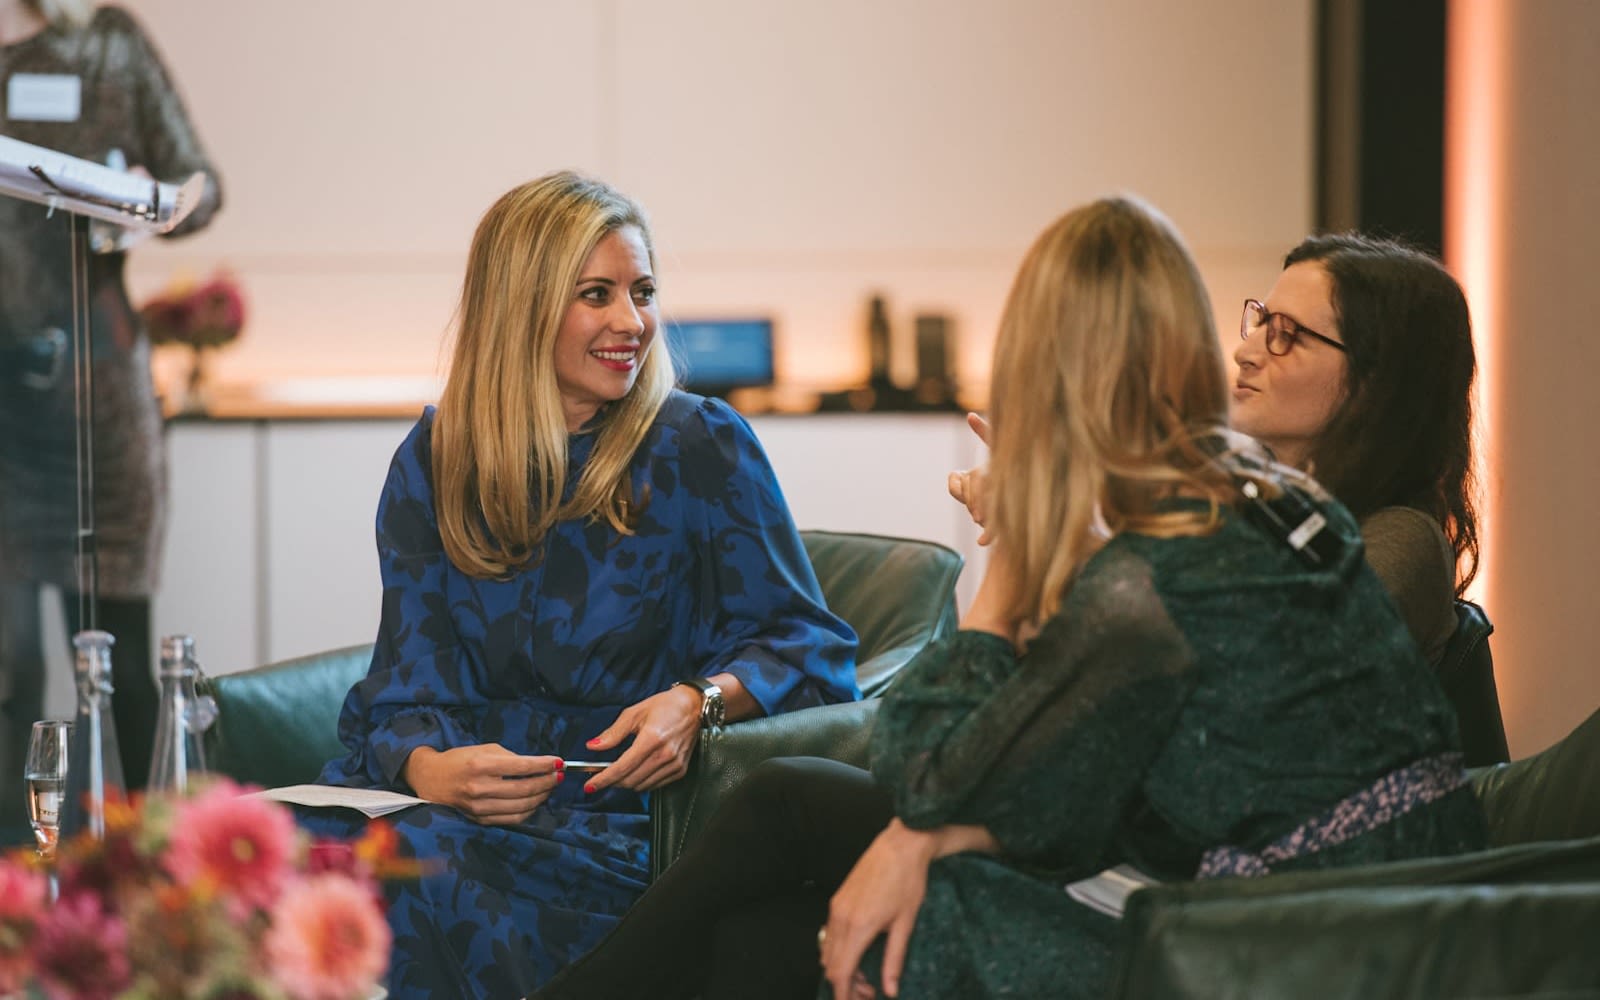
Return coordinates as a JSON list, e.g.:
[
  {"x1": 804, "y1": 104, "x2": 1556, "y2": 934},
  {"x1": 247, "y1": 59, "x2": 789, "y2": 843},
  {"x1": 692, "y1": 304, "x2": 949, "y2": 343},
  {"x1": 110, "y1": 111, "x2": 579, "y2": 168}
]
[{"x1": 140, "y1": 272, "x2": 248, "y2": 415}]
